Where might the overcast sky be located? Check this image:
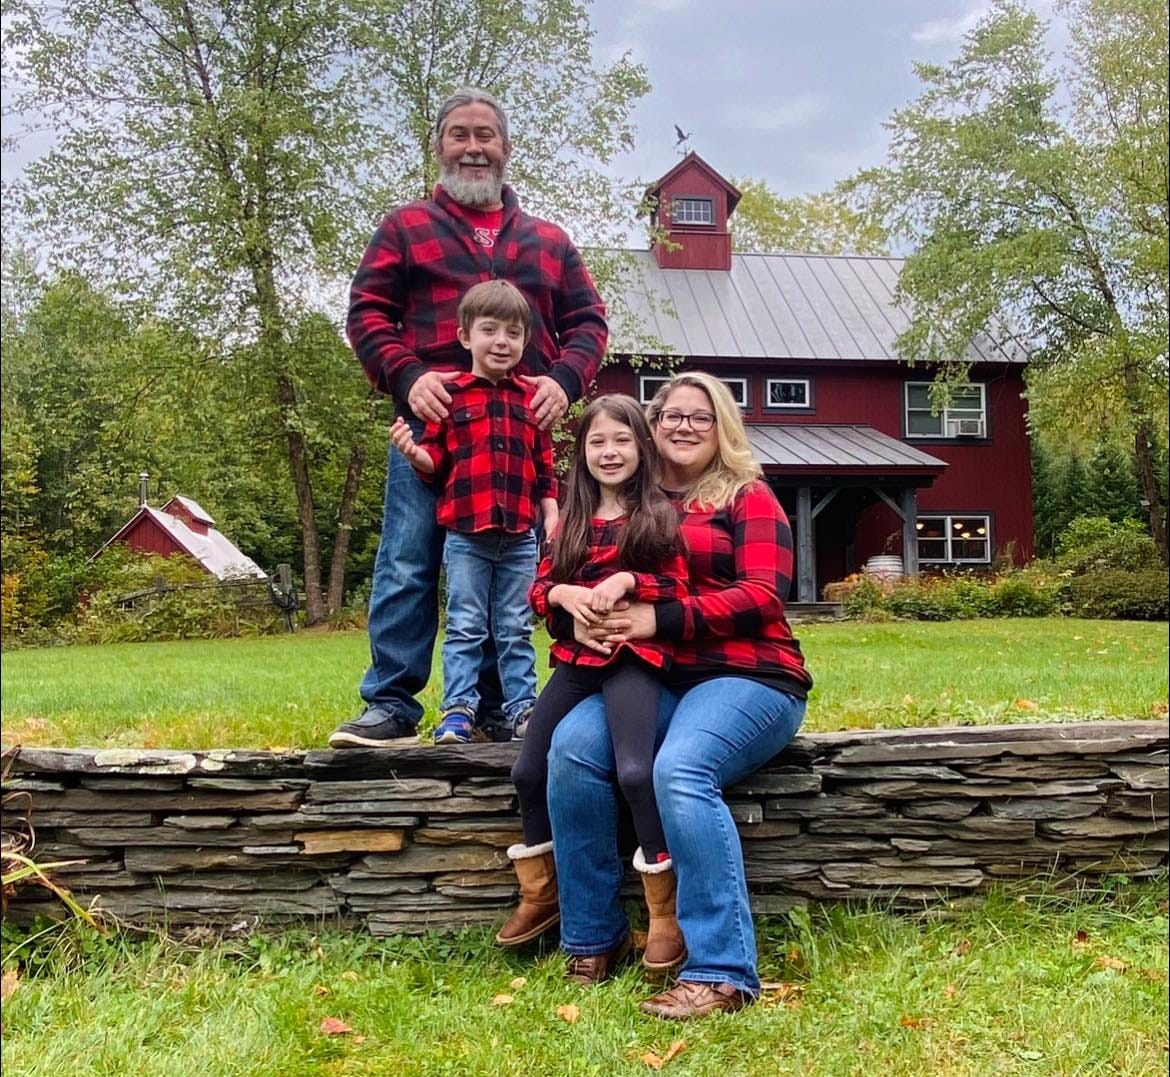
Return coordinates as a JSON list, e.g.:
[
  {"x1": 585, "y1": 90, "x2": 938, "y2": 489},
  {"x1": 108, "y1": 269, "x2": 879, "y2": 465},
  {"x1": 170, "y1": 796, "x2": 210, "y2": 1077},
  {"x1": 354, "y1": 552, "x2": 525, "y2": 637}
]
[{"x1": 587, "y1": 0, "x2": 1054, "y2": 196}]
